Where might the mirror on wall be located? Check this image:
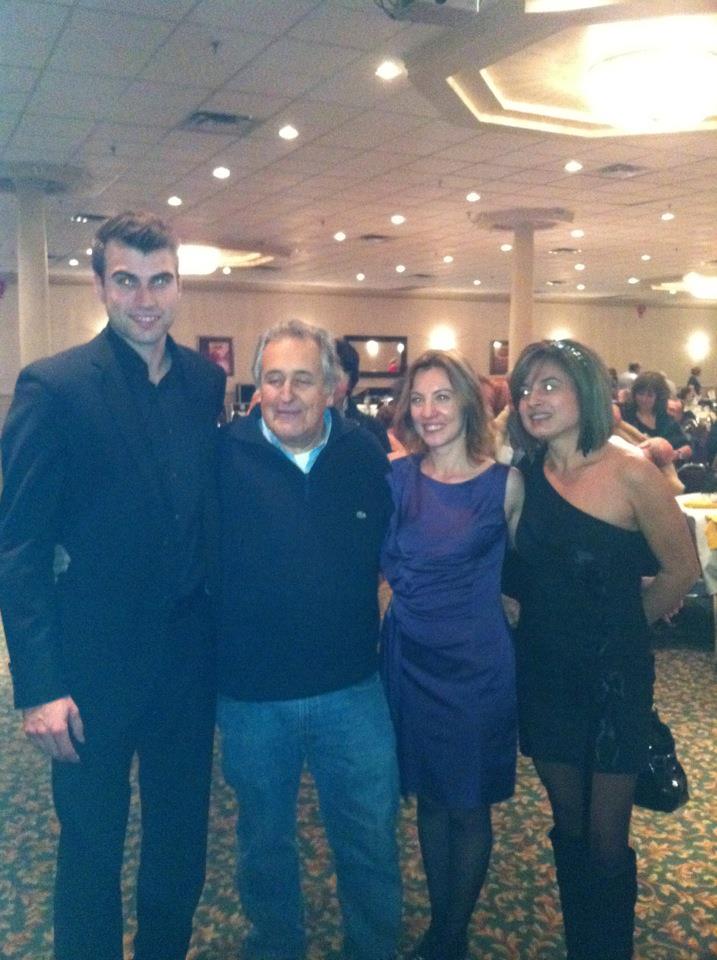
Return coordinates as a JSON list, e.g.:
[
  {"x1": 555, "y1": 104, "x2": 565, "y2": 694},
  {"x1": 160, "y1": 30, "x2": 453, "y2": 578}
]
[{"x1": 345, "y1": 335, "x2": 408, "y2": 378}]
